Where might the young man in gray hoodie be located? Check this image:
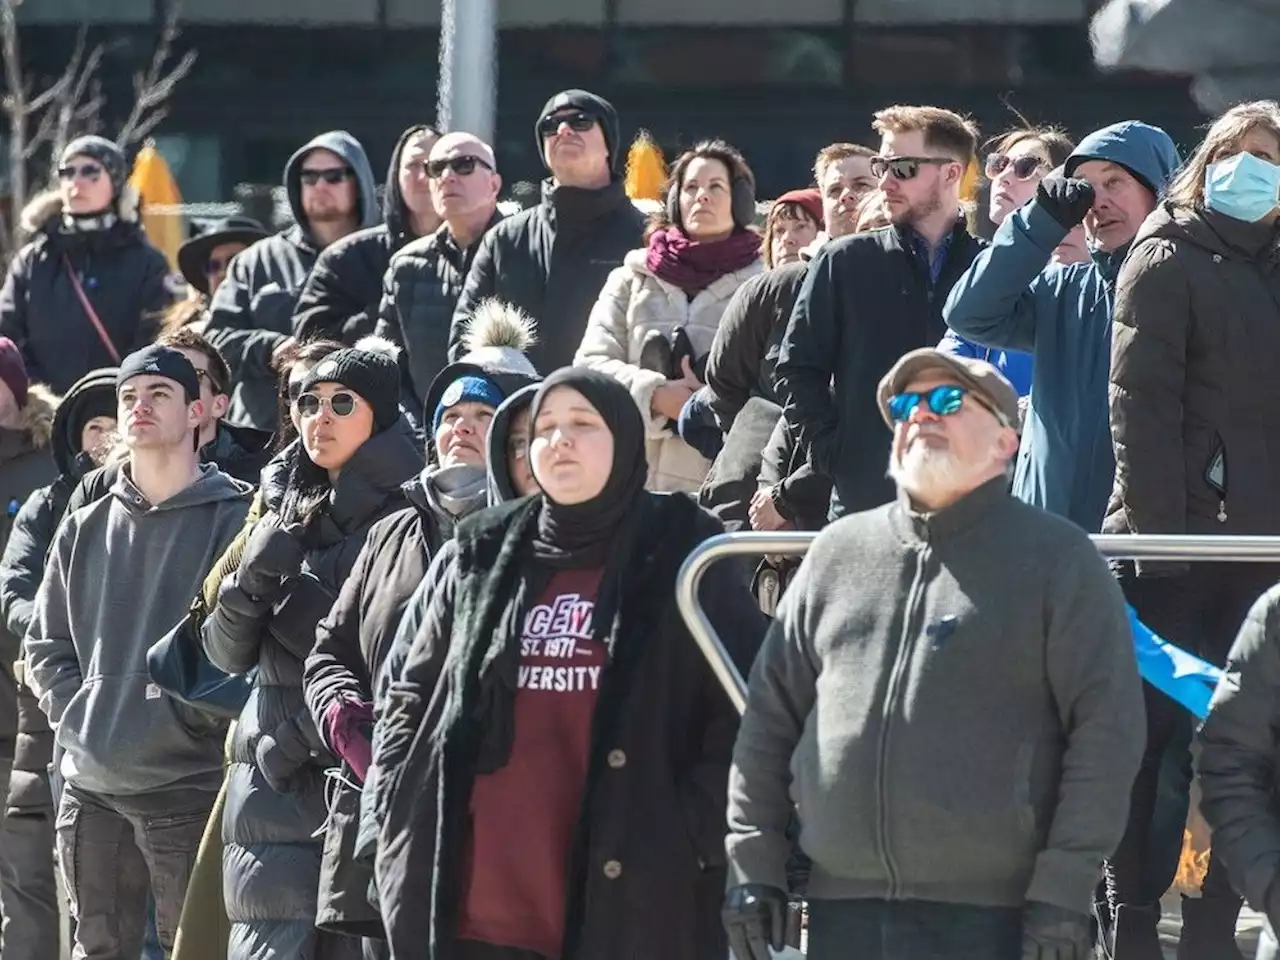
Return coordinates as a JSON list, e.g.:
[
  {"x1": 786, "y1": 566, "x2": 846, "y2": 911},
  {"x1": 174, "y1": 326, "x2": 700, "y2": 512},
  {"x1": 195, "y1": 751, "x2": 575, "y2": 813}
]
[
  {"x1": 25, "y1": 345, "x2": 253, "y2": 959},
  {"x1": 723, "y1": 348, "x2": 1144, "y2": 960}
]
